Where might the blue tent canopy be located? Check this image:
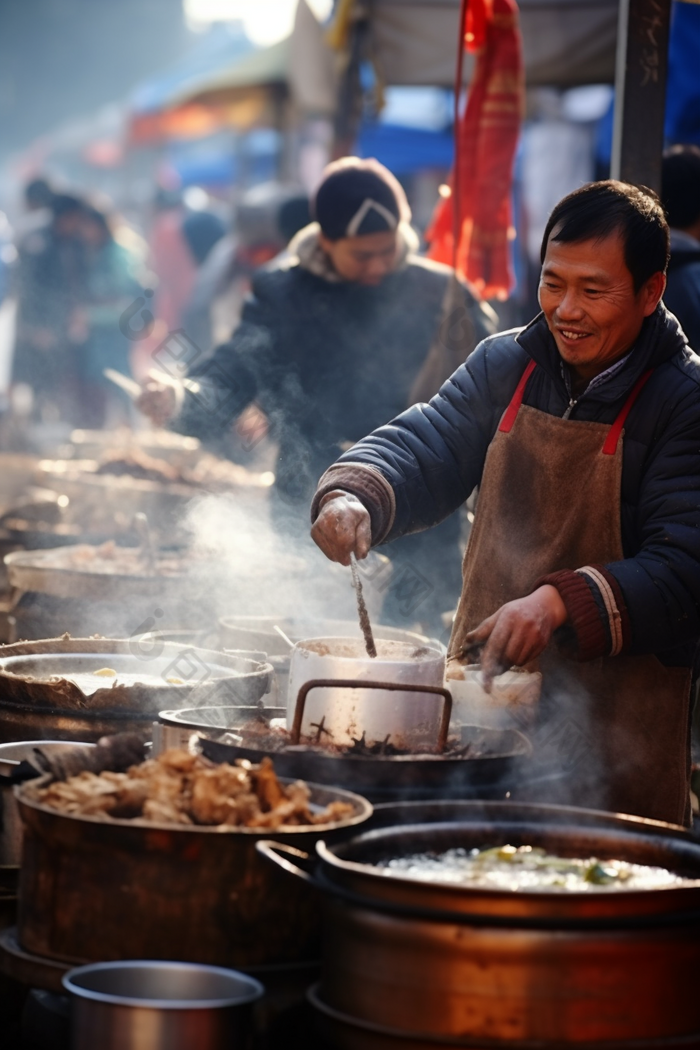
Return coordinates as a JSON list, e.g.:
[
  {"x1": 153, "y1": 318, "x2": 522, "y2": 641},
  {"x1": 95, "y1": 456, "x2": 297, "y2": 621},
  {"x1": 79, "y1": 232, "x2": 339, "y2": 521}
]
[
  {"x1": 666, "y1": 1, "x2": 700, "y2": 145},
  {"x1": 597, "y1": 1, "x2": 700, "y2": 165},
  {"x1": 356, "y1": 122, "x2": 454, "y2": 175}
]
